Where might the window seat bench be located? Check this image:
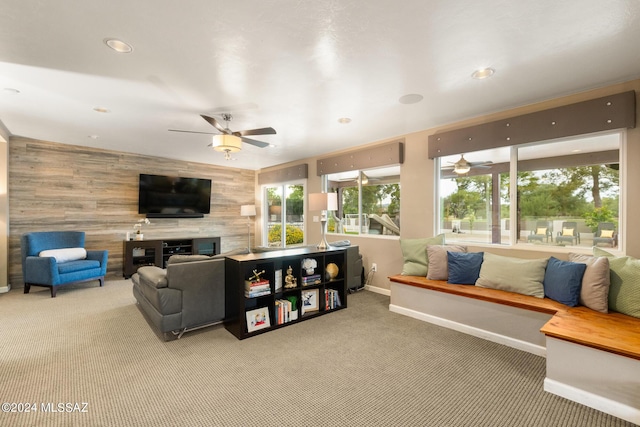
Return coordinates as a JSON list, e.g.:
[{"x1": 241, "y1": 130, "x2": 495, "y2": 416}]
[{"x1": 388, "y1": 275, "x2": 640, "y2": 425}]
